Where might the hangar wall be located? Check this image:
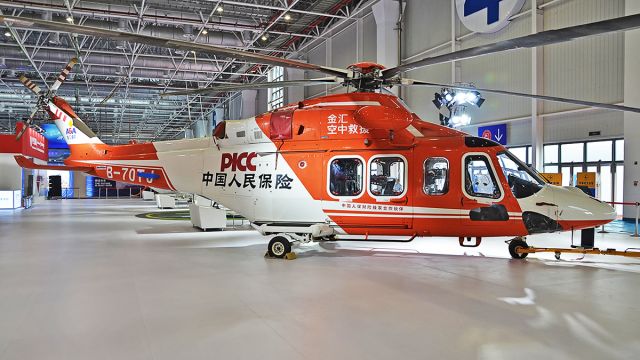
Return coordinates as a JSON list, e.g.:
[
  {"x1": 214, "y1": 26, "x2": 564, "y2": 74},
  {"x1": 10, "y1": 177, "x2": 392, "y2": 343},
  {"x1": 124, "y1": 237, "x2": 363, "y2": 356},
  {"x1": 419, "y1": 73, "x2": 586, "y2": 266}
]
[
  {"x1": 401, "y1": 0, "x2": 625, "y2": 146},
  {"x1": 292, "y1": 0, "x2": 625, "y2": 148}
]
